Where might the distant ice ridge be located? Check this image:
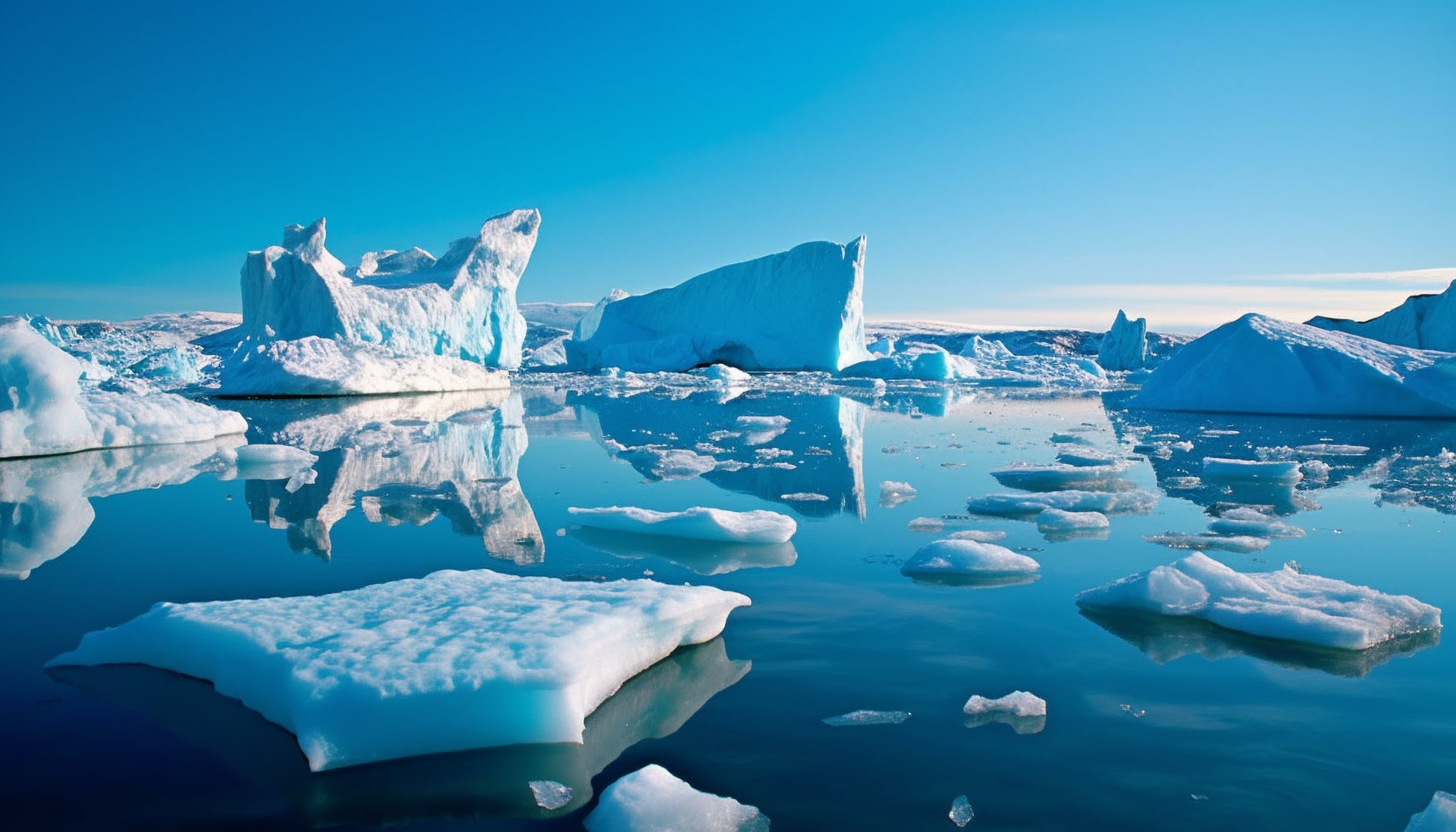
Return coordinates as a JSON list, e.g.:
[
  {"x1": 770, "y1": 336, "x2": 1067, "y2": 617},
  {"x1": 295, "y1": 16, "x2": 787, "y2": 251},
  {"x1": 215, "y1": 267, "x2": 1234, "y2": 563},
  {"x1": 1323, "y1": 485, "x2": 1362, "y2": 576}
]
[
  {"x1": 1097, "y1": 309, "x2": 1149, "y2": 371},
  {"x1": 1308, "y1": 279, "x2": 1456, "y2": 353},
  {"x1": 567, "y1": 506, "x2": 796, "y2": 544},
  {"x1": 218, "y1": 210, "x2": 539, "y2": 395},
  {"x1": 838, "y1": 336, "x2": 1108, "y2": 388},
  {"x1": 49, "y1": 569, "x2": 750, "y2": 771},
  {"x1": 1076, "y1": 552, "x2": 1441, "y2": 651},
  {"x1": 1133, "y1": 314, "x2": 1456, "y2": 418},
  {"x1": 566, "y1": 237, "x2": 872, "y2": 373},
  {"x1": 0, "y1": 319, "x2": 246, "y2": 459},
  {"x1": 584, "y1": 764, "x2": 768, "y2": 832},
  {"x1": 1404, "y1": 791, "x2": 1456, "y2": 832}
]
